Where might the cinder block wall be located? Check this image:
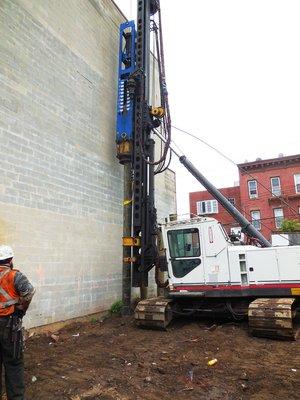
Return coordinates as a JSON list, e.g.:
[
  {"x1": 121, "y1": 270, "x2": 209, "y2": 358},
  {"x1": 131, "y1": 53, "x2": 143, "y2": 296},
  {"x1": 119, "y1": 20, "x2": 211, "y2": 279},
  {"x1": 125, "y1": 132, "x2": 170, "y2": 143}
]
[{"x1": 0, "y1": 0, "x2": 176, "y2": 328}]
